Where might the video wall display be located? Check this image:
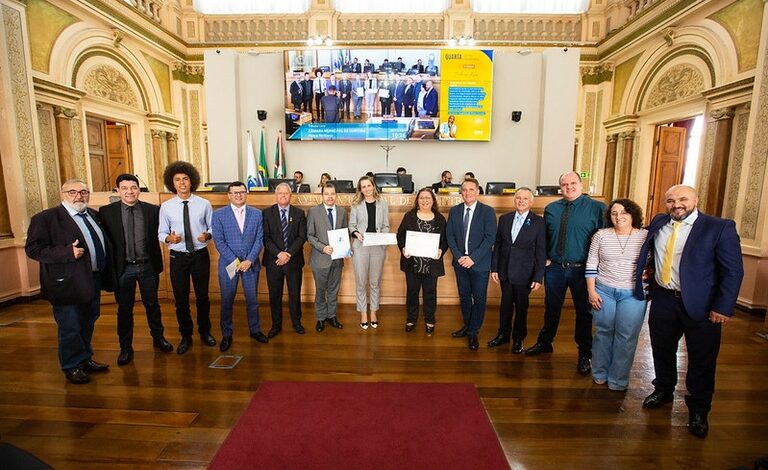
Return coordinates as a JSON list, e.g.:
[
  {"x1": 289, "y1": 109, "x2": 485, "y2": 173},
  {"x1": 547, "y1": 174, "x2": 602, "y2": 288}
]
[{"x1": 283, "y1": 48, "x2": 493, "y2": 142}]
